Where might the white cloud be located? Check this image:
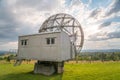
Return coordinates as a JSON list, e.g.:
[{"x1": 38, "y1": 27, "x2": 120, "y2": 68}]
[
  {"x1": 0, "y1": 41, "x2": 18, "y2": 51},
  {"x1": 0, "y1": 0, "x2": 120, "y2": 50},
  {"x1": 106, "y1": 0, "x2": 120, "y2": 16}
]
